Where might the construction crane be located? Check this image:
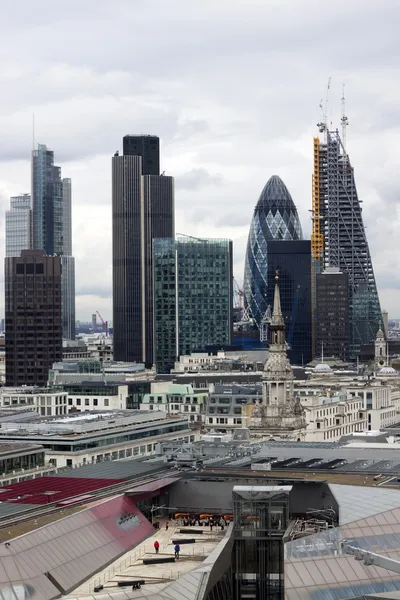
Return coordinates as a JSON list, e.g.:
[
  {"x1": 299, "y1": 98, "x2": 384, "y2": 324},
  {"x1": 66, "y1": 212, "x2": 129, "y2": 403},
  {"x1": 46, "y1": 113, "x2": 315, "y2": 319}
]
[
  {"x1": 233, "y1": 277, "x2": 245, "y2": 321},
  {"x1": 96, "y1": 311, "x2": 108, "y2": 336},
  {"x1": 287, "y1": 285, "x2": 301, "y2": 349}
]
